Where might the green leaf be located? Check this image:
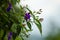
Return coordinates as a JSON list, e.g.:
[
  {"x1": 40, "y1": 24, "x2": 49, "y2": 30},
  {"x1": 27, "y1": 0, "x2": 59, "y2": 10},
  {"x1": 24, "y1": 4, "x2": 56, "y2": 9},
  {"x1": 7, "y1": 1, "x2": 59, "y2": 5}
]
[
  {"x1": 34, "y1": 19, "x2": 42, "y2": 35},
  {"x1": 17, "y1": 0, "x2": 20, "y2": 3},
  {"x1": 11, "y1": 0, "x2": 17, "y2": 5},
  {"x1": 26, "y1": 8, "x2": 32, "y2": 14},
  {"x1": 23, "y1": 27, "x2": 29, "y2": 32},
  {"x1": 15, "y1": 36, "x2": 22, "y2": 40},
  {"x1": 11, "y1": 23, "x2": 17, "y2": 33},
  {"x1": 0, "y1": 29, "x2": 4, "y2": 39},
  {"x1": 16, "y1": 24, "x2": 21, "y2": 35},
  {"x1": 27, "y1": 22, "x2": 31, "y2": 30}
]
